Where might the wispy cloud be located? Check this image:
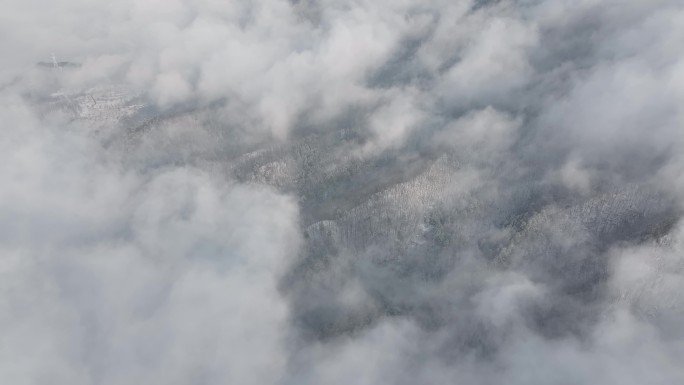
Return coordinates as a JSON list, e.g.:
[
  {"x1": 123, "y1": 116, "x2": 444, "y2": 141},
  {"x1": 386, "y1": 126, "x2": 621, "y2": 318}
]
[{"x1": 1, "y1": 0, "x2": 684, "y2": 384}]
